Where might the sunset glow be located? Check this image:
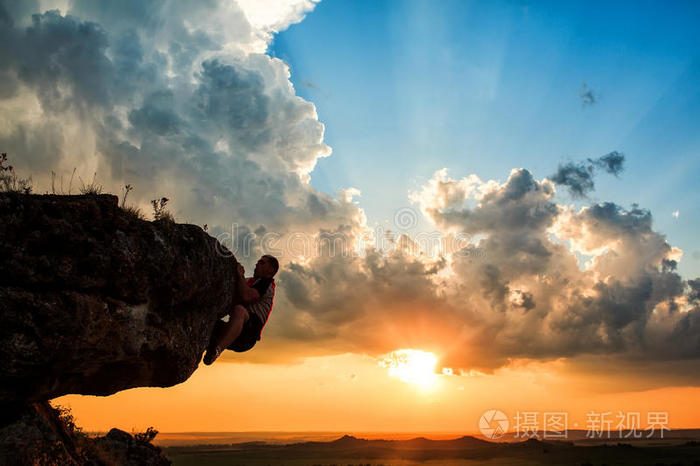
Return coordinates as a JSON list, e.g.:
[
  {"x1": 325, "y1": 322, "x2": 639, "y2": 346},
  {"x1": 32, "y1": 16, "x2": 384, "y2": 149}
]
[{"x1": 380, "y1": 349, "x2": 438, "y2": 389}]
